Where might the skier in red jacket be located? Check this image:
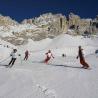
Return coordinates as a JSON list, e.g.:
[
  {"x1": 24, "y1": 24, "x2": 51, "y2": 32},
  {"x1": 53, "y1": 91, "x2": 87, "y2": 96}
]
[
  {"x1": 44, "y1": 50, "x2": 54, "y2": 64},
  {"x1": 77, "y1": 46, "x2": 90, "y2": 69}
]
